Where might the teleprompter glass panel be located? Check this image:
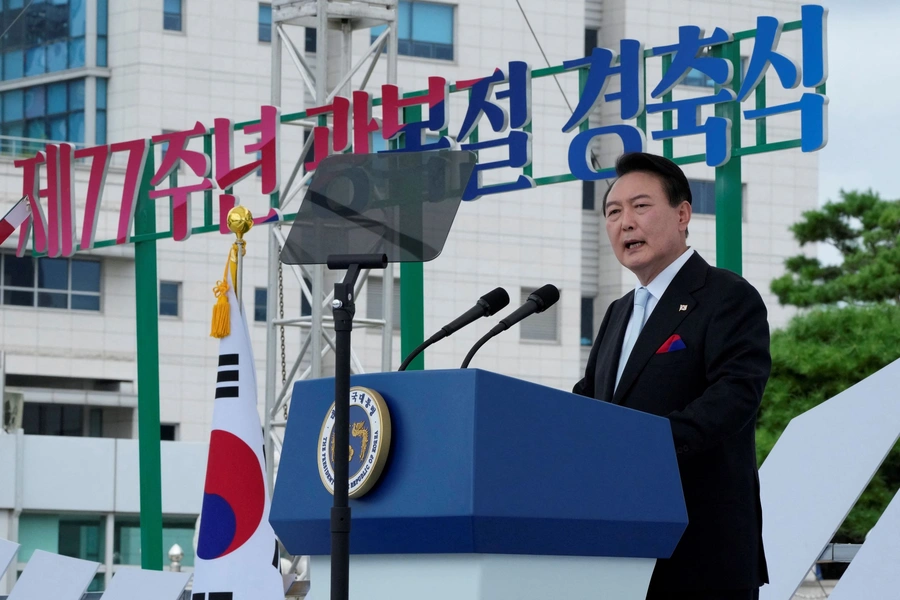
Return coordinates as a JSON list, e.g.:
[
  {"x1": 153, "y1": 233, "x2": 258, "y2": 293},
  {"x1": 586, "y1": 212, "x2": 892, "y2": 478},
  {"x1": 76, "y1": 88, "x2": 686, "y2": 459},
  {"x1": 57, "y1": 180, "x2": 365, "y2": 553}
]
[{"x1": 280, "y1": 150, "x2": 476, "y2": 265}]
